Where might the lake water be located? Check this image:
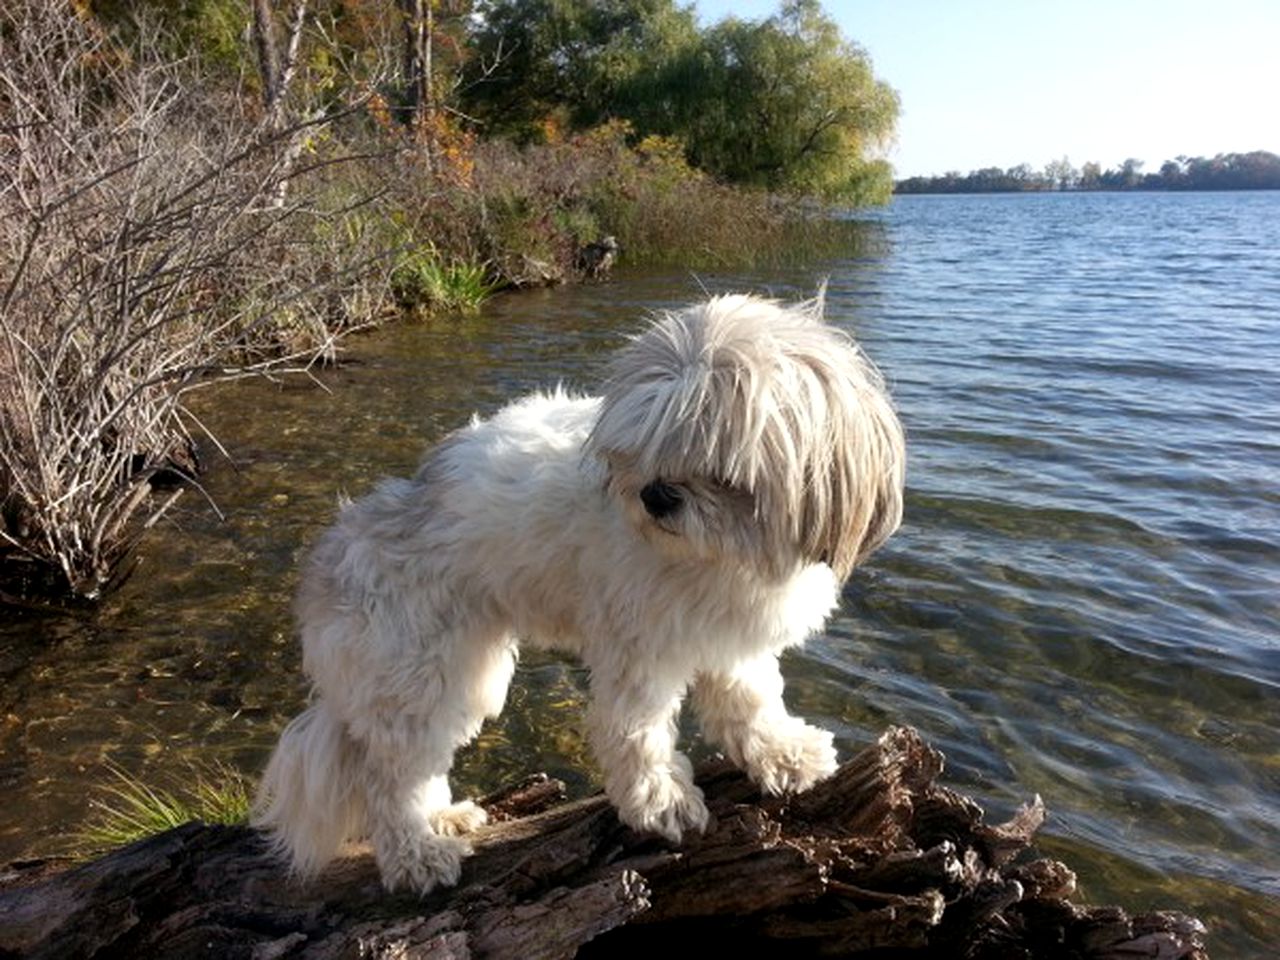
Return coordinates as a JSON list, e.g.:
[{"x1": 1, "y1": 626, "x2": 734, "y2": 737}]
[{"x1": 2, "y1": 191, "x2": 1277, "y2": 955}]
